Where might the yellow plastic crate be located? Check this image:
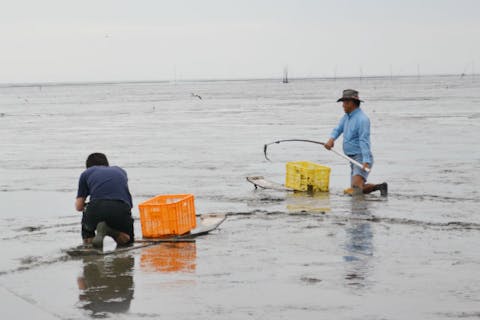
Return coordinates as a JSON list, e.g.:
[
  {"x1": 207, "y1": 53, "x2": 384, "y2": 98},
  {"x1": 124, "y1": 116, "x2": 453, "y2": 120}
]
[{"x1": 285, "y1": 161, "x2": 331, "y2": 192}]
